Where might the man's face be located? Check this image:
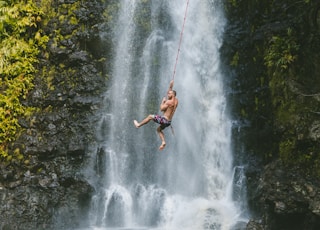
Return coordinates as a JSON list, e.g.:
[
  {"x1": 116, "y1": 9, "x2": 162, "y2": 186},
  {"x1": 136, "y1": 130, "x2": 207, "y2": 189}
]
[{"x1": 167, "y1": 90, "x2": 174, "y2": 99}]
